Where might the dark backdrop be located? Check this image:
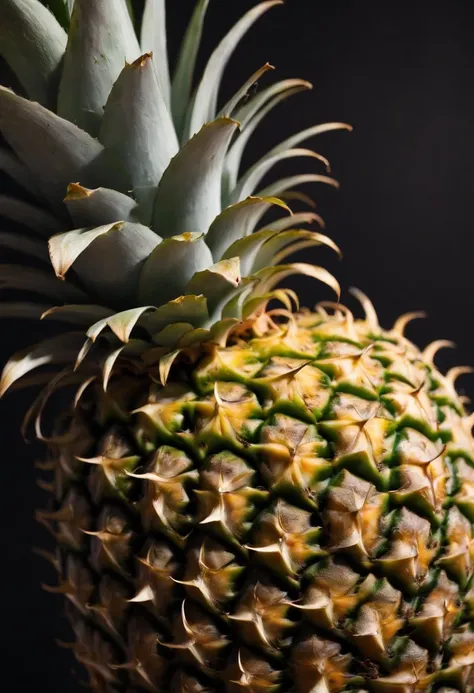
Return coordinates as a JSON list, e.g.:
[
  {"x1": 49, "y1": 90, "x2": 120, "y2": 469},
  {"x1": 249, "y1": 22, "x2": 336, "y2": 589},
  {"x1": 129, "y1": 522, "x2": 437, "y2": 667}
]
[{"x1": 2, "y1": 1, "x2": 474, "y2": 689}]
